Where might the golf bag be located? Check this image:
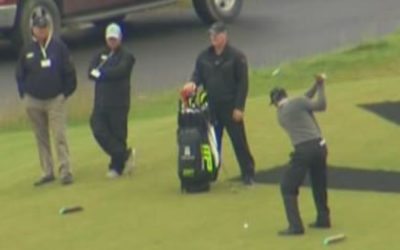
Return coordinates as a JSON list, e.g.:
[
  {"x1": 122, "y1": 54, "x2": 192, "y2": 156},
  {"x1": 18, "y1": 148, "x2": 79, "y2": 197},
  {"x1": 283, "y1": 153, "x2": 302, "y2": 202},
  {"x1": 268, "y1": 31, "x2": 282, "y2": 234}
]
[{"x1": 177, "y1": 90, "x2": 220, "y2": 193}]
